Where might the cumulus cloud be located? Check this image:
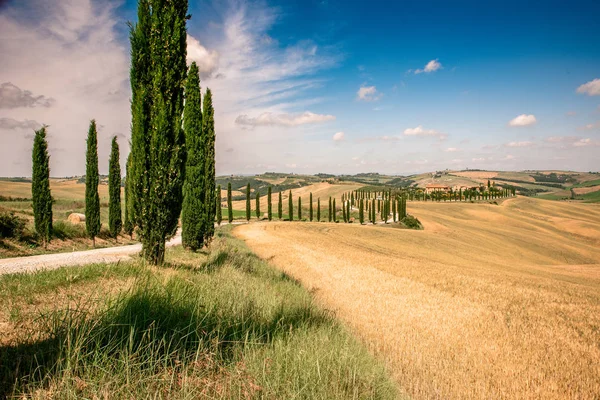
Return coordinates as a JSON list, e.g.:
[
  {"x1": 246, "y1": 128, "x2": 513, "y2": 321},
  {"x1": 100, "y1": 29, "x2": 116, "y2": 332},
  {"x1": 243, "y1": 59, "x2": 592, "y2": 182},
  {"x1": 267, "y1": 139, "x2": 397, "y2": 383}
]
[
  {"x1": 508, "y1": 114, "x2": 537, "y2": 127},
  {"x1": 546, "y1": 136, "x2": 579, "y2": 143},
  {"x1": 412, "y1": 59, "x2": 442, "y2": 74},
  {"x1": 0, "y1": 82, "x2": 55, "y2": 109},
  {"x1": 576, "y1": 78, "x2": 600, "y2": 96},
  {"x1": 235, "y1": 111, "x2": 335, "y2": 127},
  {"x1": 356, "y1": 86, "x2": 381, "y2": 102},
  {"x1": 332, "y1": 131, "x2": 344, "y2": 141},
  {"x1": 187, "y1": 34, "x2": 220, "y2": 79},
  {"x1": 505, "y1": 141, "x2": 534, "y2": 147},
  {"x1": 573, "y1": 138, "x2": 599, "y2": 147},
  {"x1": 0, "y1": 117, "x2": 42, "y2": 131},
  {"x1": 403, "y1": 125, "x2": 447, "y2": 140}
]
